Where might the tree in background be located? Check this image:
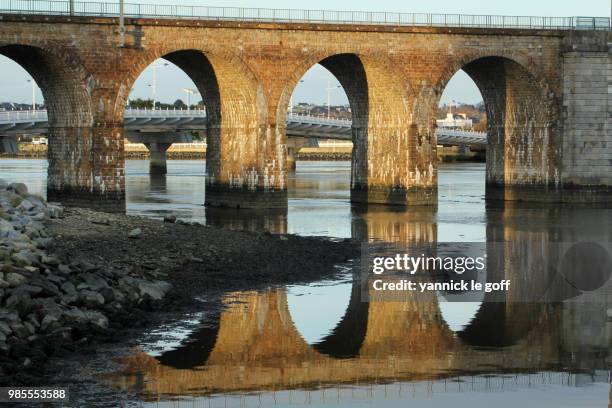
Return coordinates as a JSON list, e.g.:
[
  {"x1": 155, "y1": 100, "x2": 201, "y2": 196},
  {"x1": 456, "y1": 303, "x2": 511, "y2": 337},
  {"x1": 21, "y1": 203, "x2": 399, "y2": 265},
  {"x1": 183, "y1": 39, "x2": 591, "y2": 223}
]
[
  {"x1": 128, "y1": 98, "x2": 154, "y2": 109},
  {"x1": 173, "y1": 99, "x2": 187, "y2": 109}
]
